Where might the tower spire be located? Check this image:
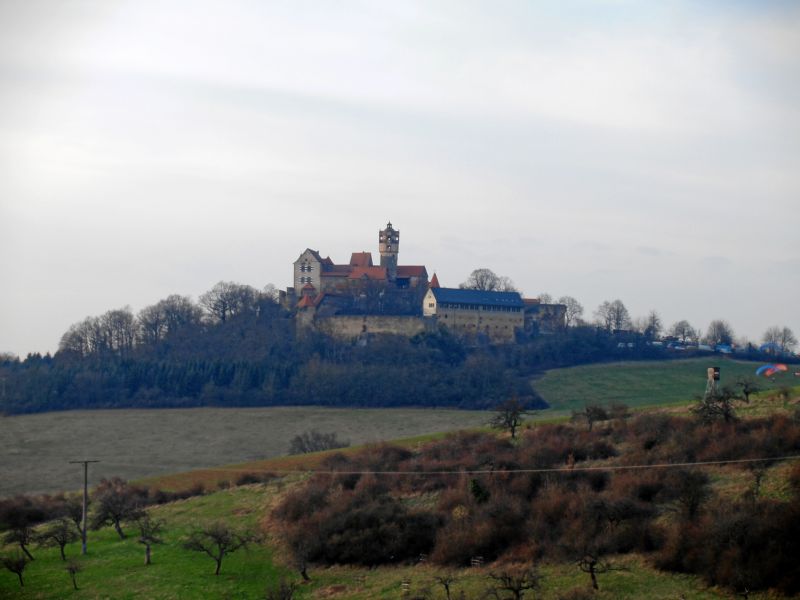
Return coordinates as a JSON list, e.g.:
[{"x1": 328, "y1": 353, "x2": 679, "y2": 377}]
[{"x1": 378, "y1": 221, "x2": 399, "y2": 282}]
